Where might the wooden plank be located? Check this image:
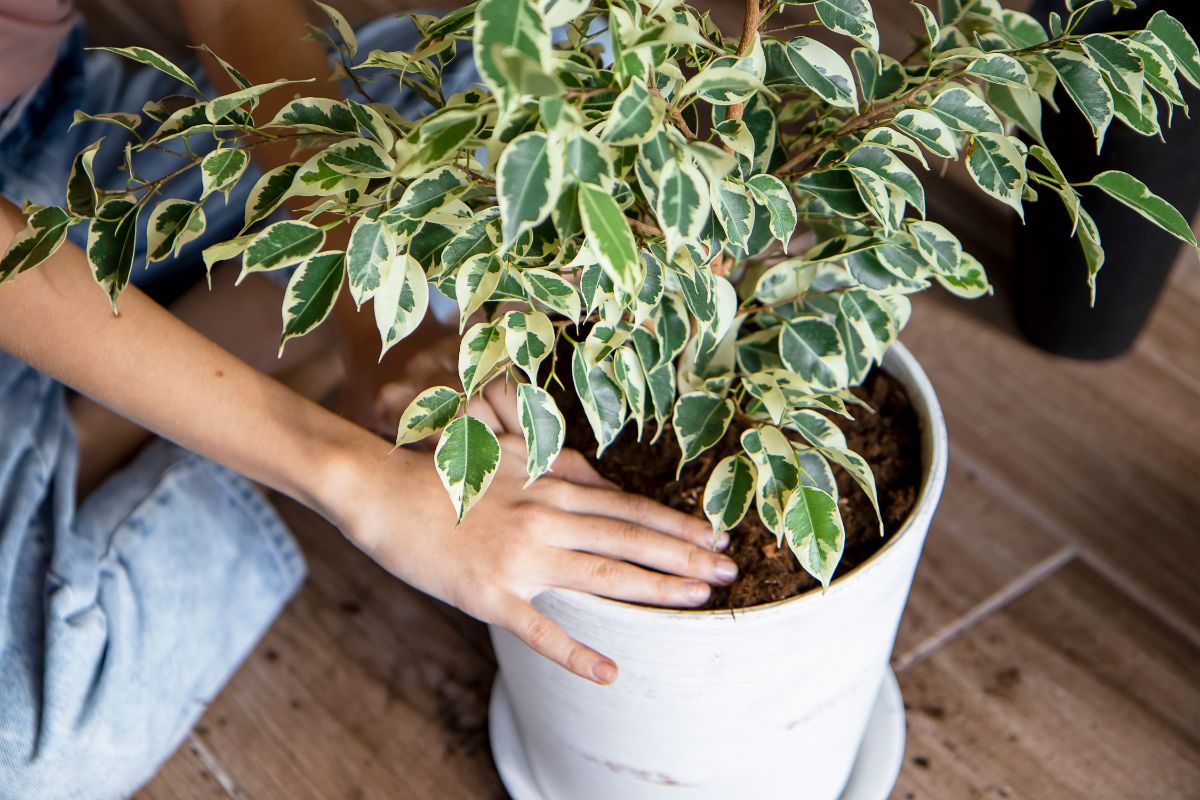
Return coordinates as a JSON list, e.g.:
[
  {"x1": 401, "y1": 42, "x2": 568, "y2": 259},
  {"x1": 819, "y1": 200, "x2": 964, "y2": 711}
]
[
  {"x1": 894, "y1": 561, "x2": 1200, "y2": 800},
  {"x1": 178, "y1": 500, "x2": 504, "y2": 800},
  {"x1": 892, "y1": 455, "x2": 1070, "y2": 664},
  {"x1": 137, "y1": 737, "x2": 232, "y2": 800},
  {"x1": 901, "y1": 257, "x2": 1200, "y2": 642}
]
